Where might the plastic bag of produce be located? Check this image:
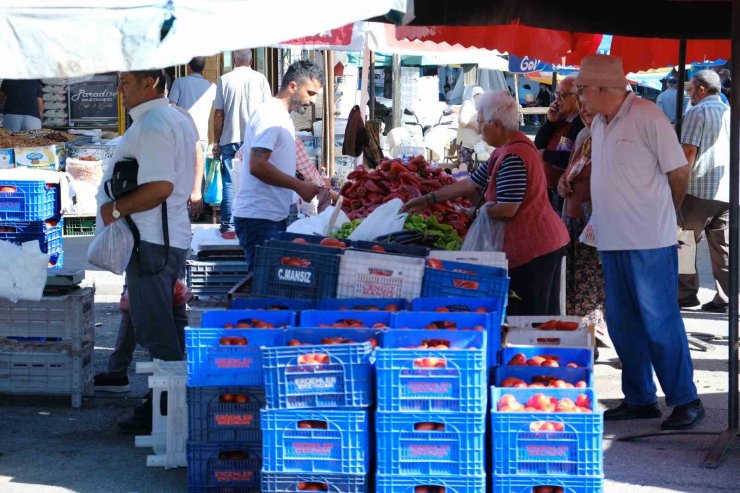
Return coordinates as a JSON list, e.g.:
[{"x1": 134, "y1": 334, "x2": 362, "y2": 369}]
[
  {"x1": 287, "y1": 205, "x2": 349, "y2": 236},
  {"x1": 349, "y1": 198, "x2": 407, "y2": 241},
  {"x1": 462, "y1": 202, "x2": 505, "y2": 251},
  {"x1": 204, "y1": 157, "x2": 223, "y2": 205},
  {"x1": 87, "y1": 220, "x2": 135, "y2": 275}
]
